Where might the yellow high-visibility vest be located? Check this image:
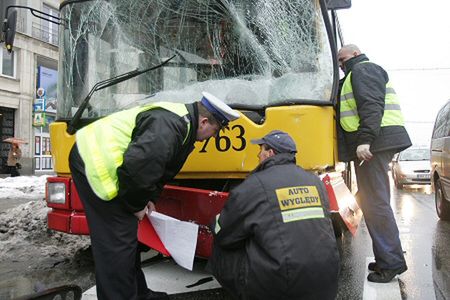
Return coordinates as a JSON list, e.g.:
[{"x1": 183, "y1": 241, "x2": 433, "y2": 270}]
[
  {"x1": 340, "y1": 62, "x2": 405, "y2": 132},
  {"x1": 76, "y1": 102, "x2": 190, "y2": 200}
]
